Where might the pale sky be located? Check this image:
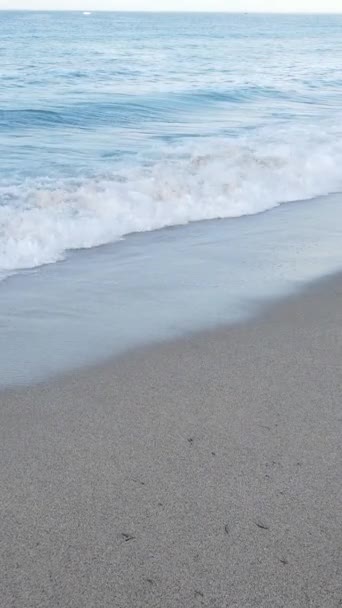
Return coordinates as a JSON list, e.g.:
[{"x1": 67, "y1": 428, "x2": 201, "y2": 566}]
[{"x1": 1, "y1": 0, "x2": 341, "y2": 11}]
